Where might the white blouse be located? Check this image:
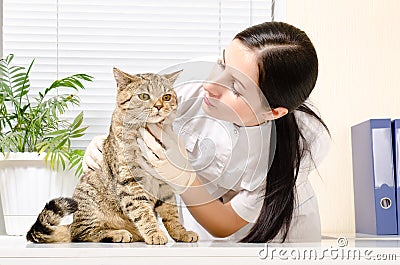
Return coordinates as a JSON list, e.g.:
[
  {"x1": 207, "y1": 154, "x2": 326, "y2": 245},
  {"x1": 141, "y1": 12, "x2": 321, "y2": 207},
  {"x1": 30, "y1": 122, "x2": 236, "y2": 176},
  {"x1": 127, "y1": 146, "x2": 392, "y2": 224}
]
[{"x1": 171, "y1": 81, "x2": 331, "y2": 242}]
